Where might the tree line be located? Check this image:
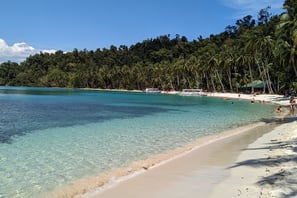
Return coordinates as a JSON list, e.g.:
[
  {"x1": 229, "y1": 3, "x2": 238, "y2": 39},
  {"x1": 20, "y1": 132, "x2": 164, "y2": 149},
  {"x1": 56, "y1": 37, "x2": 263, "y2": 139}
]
[{"x1": 0, "y1": 0, "x2": 296, "y2": 94}]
